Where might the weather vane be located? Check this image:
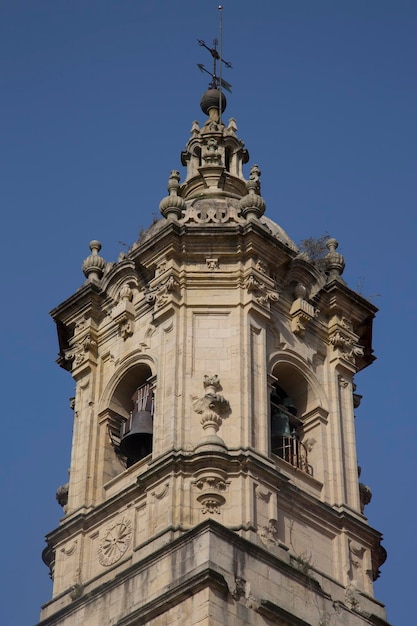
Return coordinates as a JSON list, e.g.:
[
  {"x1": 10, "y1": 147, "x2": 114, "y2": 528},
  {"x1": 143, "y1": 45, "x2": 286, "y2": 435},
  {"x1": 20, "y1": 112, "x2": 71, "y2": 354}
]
[{"x1": 197, "y1": 5, "x2": 232, "y2": 94}]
